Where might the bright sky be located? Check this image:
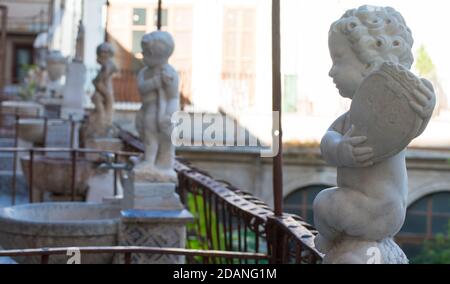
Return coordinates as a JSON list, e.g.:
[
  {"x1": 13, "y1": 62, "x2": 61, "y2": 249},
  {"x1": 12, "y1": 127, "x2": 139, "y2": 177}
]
[{"x1": 279, "y1": 0, "x2": 450, "y2": 146}]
